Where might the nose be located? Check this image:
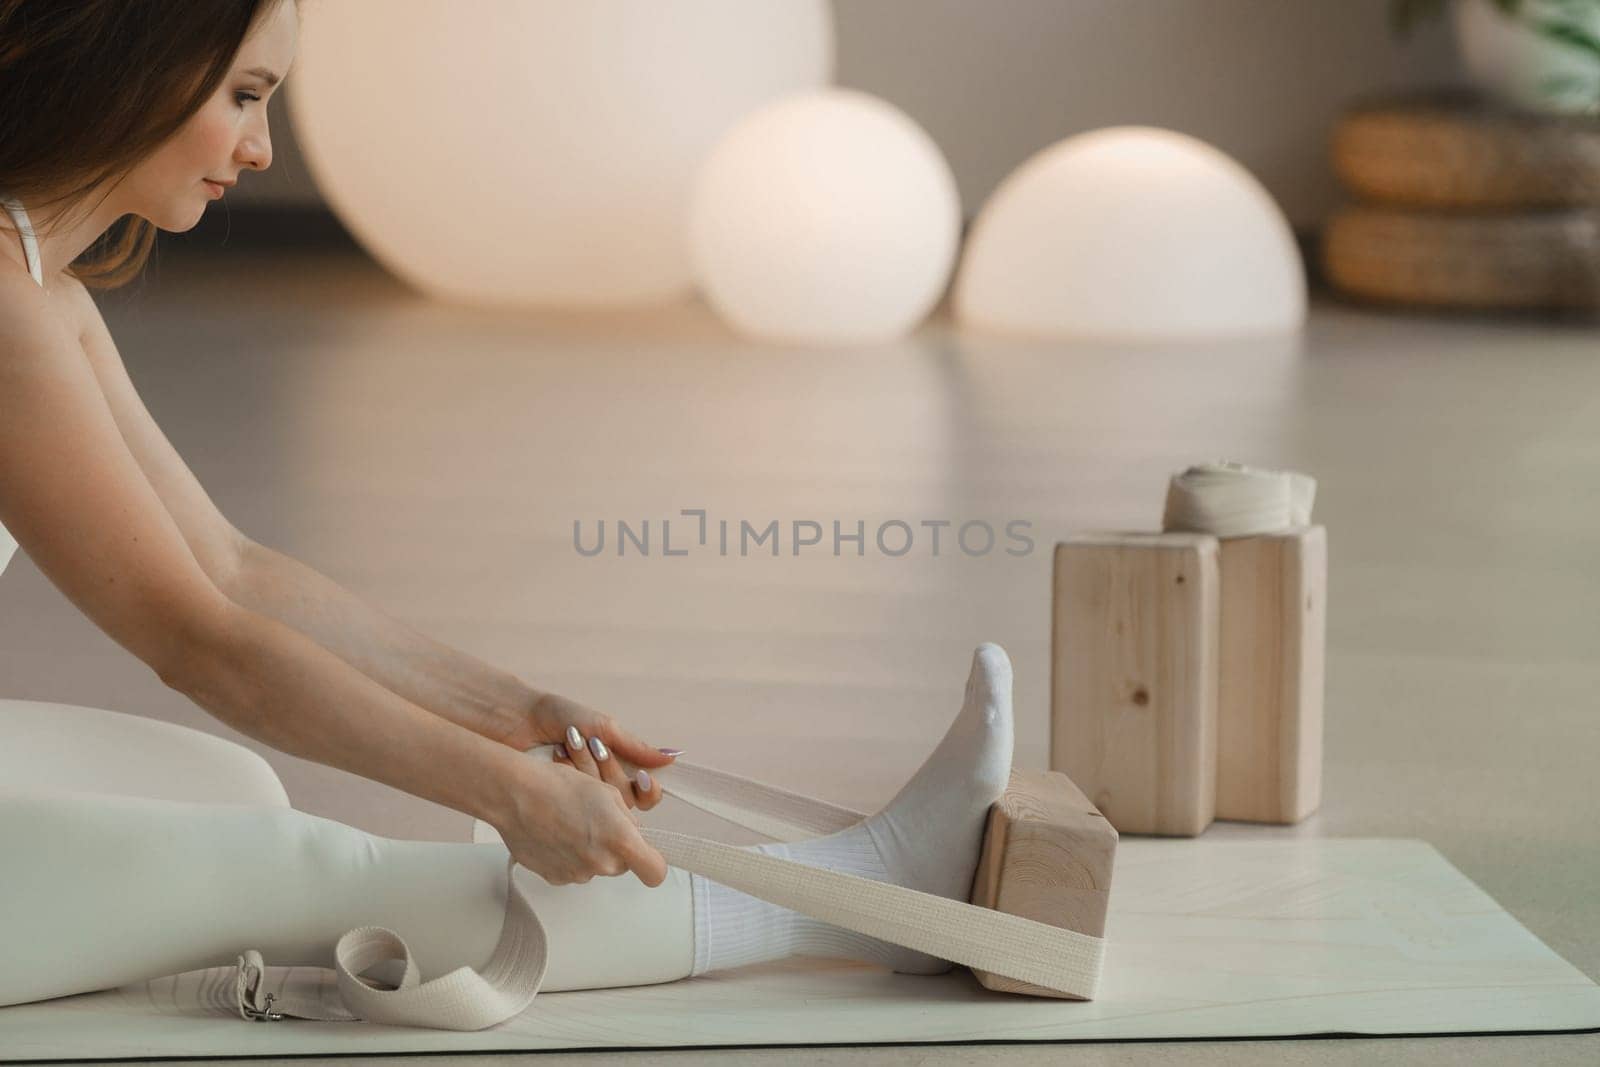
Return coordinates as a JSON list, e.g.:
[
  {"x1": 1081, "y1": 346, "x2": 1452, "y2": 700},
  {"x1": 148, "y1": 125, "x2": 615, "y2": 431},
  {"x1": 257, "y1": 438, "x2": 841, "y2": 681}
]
[{"x1": 236, "y1": 121, "x2": 273, "y2": 173}]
